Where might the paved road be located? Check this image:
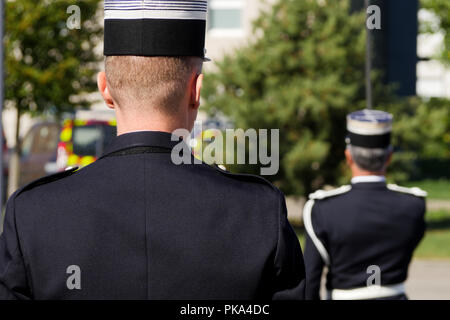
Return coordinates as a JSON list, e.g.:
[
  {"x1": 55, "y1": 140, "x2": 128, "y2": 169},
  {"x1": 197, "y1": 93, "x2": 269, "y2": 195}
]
[
  {"x1": 406, "y1": 259, "x2": 450, "y2": 300},
  {"x1": 427, "y1": 200, "x2": 450, "y2": 211},
  {"x1": 319, "y1": 259, "x2": 450, "y2": 300}
]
